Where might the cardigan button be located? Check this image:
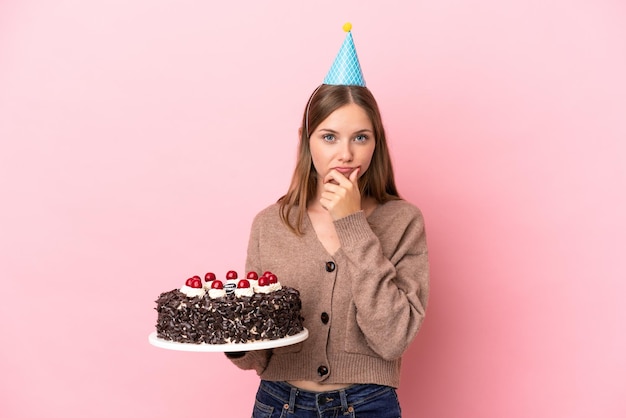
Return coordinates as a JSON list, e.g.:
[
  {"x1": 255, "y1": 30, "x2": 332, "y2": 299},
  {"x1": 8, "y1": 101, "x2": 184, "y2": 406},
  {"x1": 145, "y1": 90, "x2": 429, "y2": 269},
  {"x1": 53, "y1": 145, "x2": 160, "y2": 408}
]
[
  {"x1": 320, "y1": 312, "x2": 329, "y2": 324},
  {"x1": 317, "y1": 365, "x2": 329, "y2": 376},
  {"x1": 325, "y1": 261, "x2": 336, "y2": 272}
]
